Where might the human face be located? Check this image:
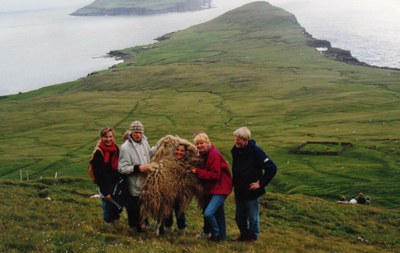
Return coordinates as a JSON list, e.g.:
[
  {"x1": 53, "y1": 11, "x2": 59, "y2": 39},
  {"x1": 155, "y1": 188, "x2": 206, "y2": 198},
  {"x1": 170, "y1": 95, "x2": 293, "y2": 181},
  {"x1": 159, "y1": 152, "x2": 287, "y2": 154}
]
[
  {"x1": 175, "y1": 145, "x2": 187, "y2": 160},
  {"x1": 131, "y1": 131, "x2": 143, "y2": 142},
  {"x1": 195, "y1": 140, "x2": 210, "y2": 154},
  {"x1": 102, "y1": 131, "x2": 114, "y2": 146},
  {"x1": 235, "y1": 136, "x2": 248, "y2": 148}
]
